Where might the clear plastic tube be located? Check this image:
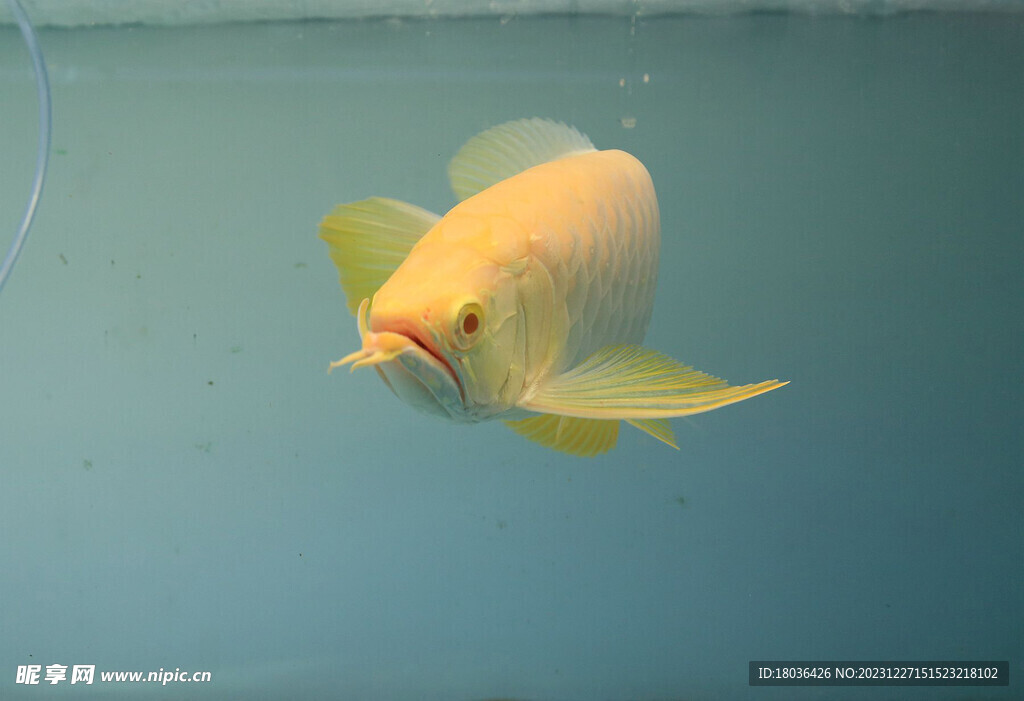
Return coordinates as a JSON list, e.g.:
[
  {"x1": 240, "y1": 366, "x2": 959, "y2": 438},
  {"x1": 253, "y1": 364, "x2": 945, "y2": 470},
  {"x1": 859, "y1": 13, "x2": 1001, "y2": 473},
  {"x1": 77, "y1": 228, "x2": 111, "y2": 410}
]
[{"x1": 0, "y1": 0, "x2": 51, "y2": 295}]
